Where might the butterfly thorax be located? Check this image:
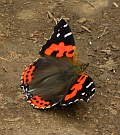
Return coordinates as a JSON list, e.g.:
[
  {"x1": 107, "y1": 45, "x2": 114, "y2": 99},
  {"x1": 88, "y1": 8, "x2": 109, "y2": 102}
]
[{"x1": 61, "y1": 65, "x2": 81, "y2": 81}]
